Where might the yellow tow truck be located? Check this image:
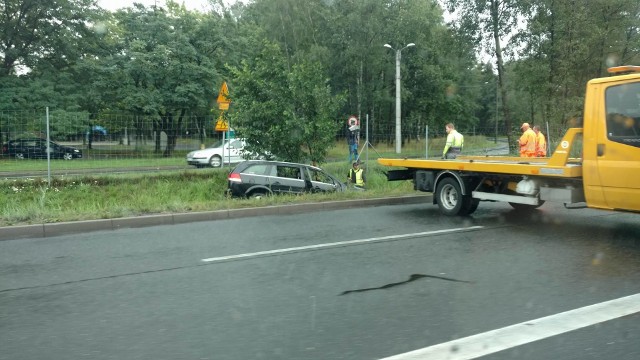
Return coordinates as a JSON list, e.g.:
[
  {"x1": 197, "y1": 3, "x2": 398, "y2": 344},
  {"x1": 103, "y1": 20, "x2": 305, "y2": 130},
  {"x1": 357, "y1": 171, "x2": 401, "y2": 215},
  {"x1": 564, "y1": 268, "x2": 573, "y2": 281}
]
[{"x1": 378, "y1": 66, "x2": 640, "y2": 216}]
